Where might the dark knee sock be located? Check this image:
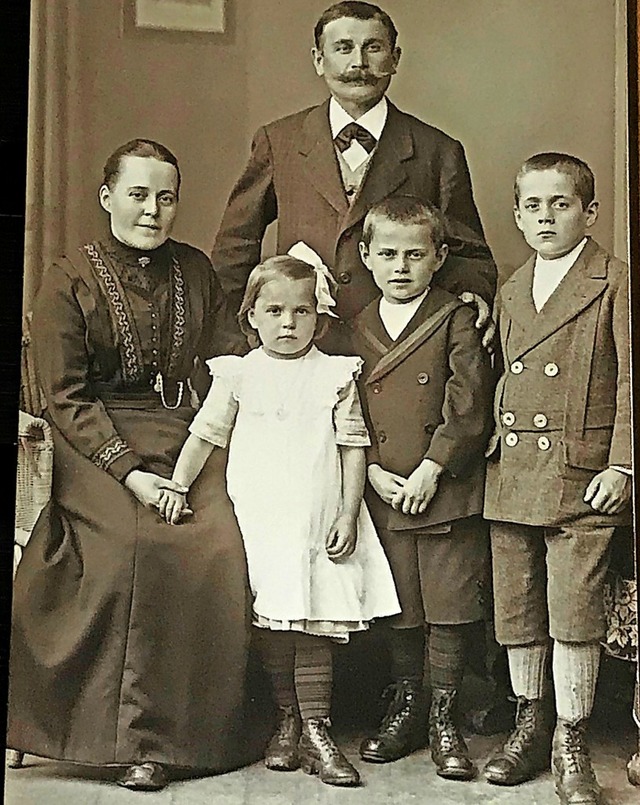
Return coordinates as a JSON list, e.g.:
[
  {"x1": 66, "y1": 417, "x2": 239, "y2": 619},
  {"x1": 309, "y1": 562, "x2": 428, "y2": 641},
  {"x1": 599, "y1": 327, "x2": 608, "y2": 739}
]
[
  {"x1": 294, "y1": 634, "x2": 333, "y2": 721},
  {"x1": 429, "y1": 624, "x2": 469, "y2": 692},
  {"x1": 389, "y1": 626, "x2": 425, "y2": 684},
  {"x1": 254, "y1": 628, "x2": 297, "y2": 710}
]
